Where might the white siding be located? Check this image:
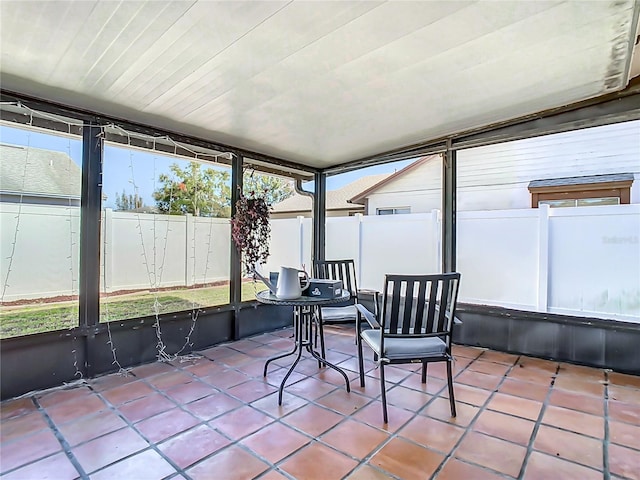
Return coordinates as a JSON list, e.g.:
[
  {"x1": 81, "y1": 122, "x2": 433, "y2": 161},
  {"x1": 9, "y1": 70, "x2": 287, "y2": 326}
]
[
  {"x1": 365, "y1": 120, "x2": 640, "y2": 213},
  {"x1": 366, "y1": 158, "x2": 442, "y2": 214}
]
